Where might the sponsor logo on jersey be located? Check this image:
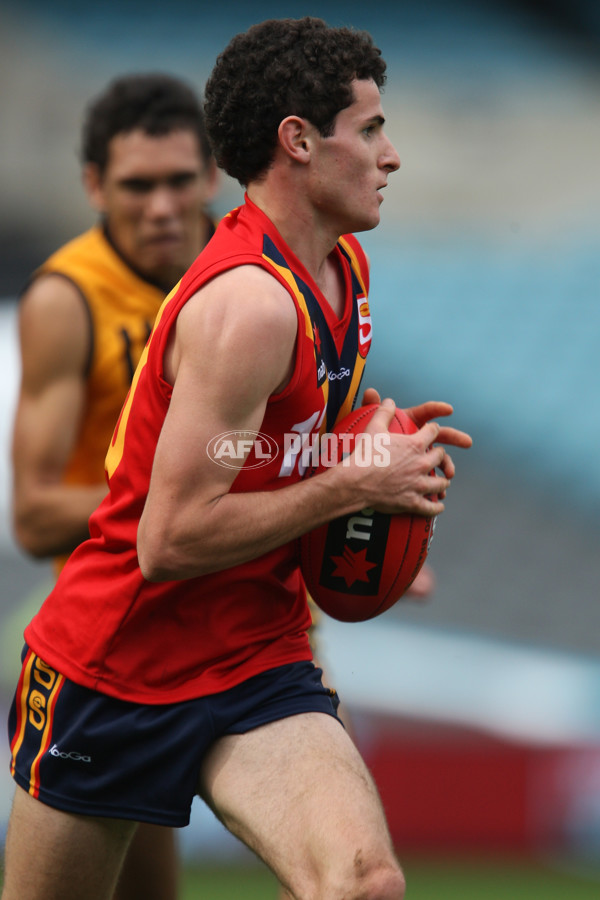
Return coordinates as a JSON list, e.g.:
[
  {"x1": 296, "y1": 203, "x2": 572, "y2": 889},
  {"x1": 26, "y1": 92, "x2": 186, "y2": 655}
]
[
  {"x1": 357, "y1": 296, "x2": 372, "y2": 358},
  {"x1": 313, "y1": 321, "x2": 328, "y2": 388},
  {"x1": 328, "y1": 367, "x2": 351, "y2": 381}
]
